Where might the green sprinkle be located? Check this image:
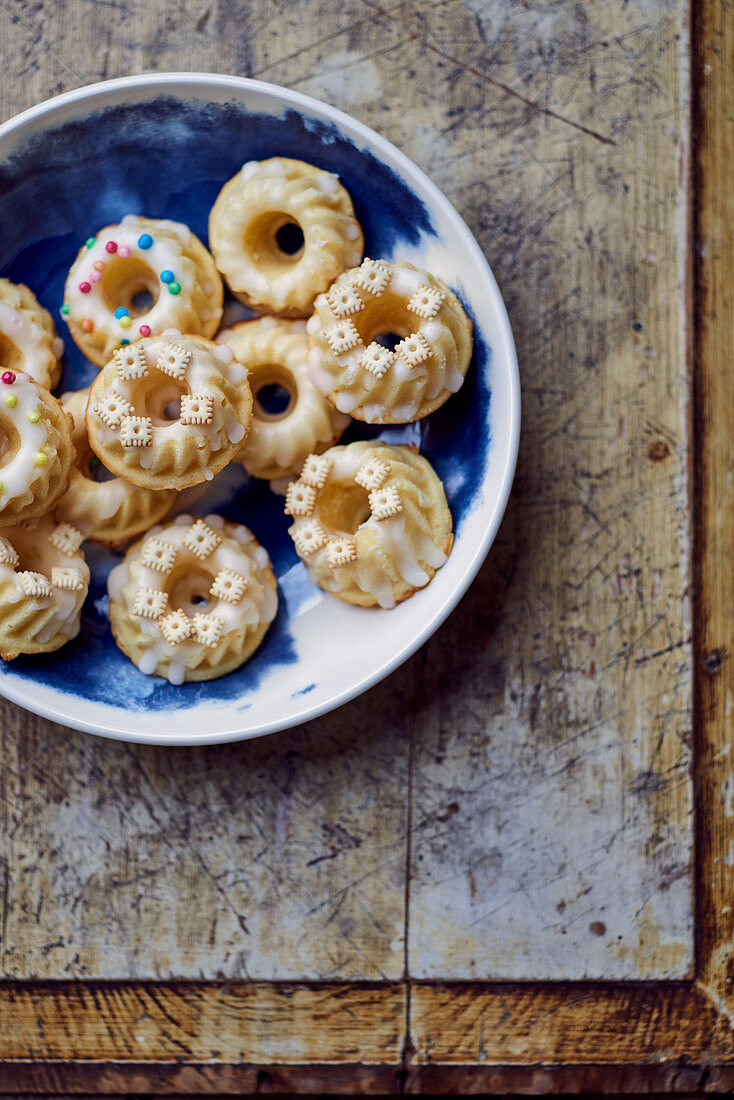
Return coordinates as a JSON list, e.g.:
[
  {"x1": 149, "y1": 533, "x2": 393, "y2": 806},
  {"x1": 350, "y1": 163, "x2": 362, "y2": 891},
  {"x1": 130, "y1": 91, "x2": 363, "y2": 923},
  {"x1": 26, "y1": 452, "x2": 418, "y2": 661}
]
[
  {"x1": 4, "y1": 395, "x2": 17, "y2": 409},
  {"x1": 60, "y1": 303, "x2": 70, "y2": 316},
  {"x1": 168, "y1": 281, "x2": 181, "y2": 296},
  {"x1": 28, "y1": 410, "x2": 40, "y2": 424},
  {"x1": 120, "y1": 338, "x2": 130, "y2": 346},
  {"x1": 85, "y1": 236, "x2": 96, "y2": 249}
]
